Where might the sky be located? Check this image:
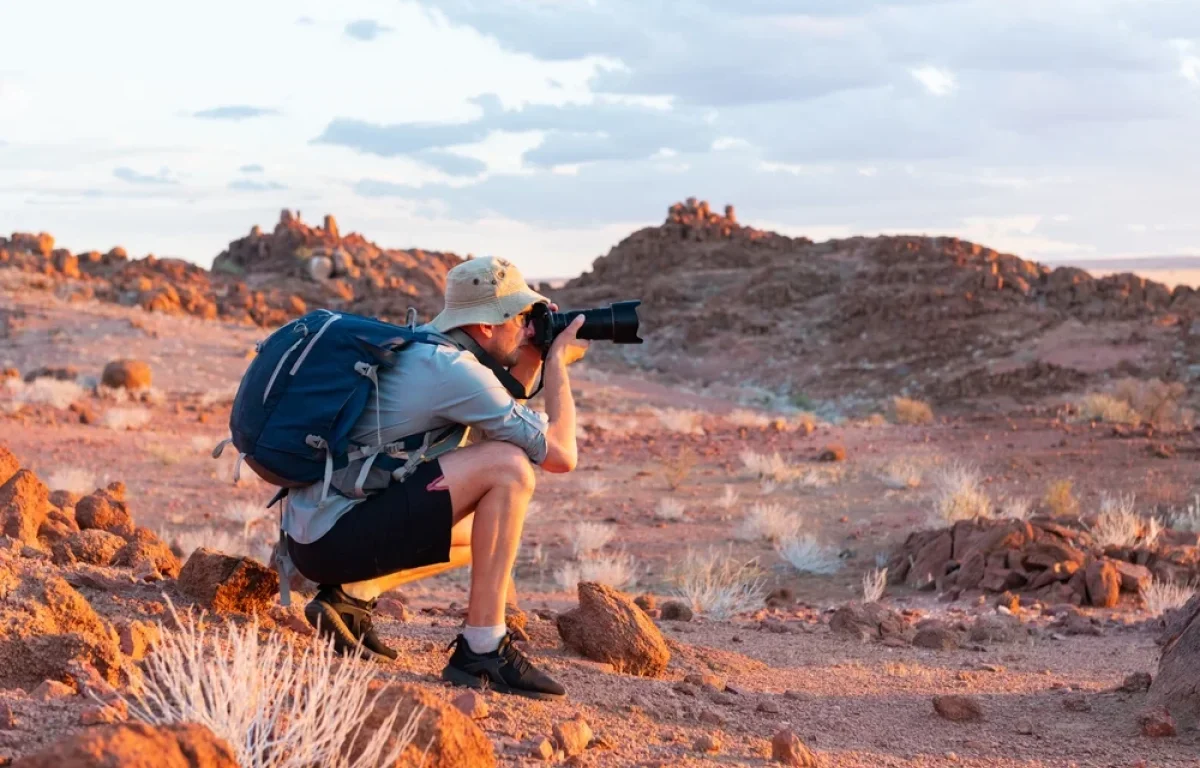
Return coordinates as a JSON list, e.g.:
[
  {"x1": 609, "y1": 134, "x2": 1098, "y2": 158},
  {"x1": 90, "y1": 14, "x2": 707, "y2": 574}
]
[{"x1": 2, "y1": 0, "x2": 1199, "y2": 279}]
